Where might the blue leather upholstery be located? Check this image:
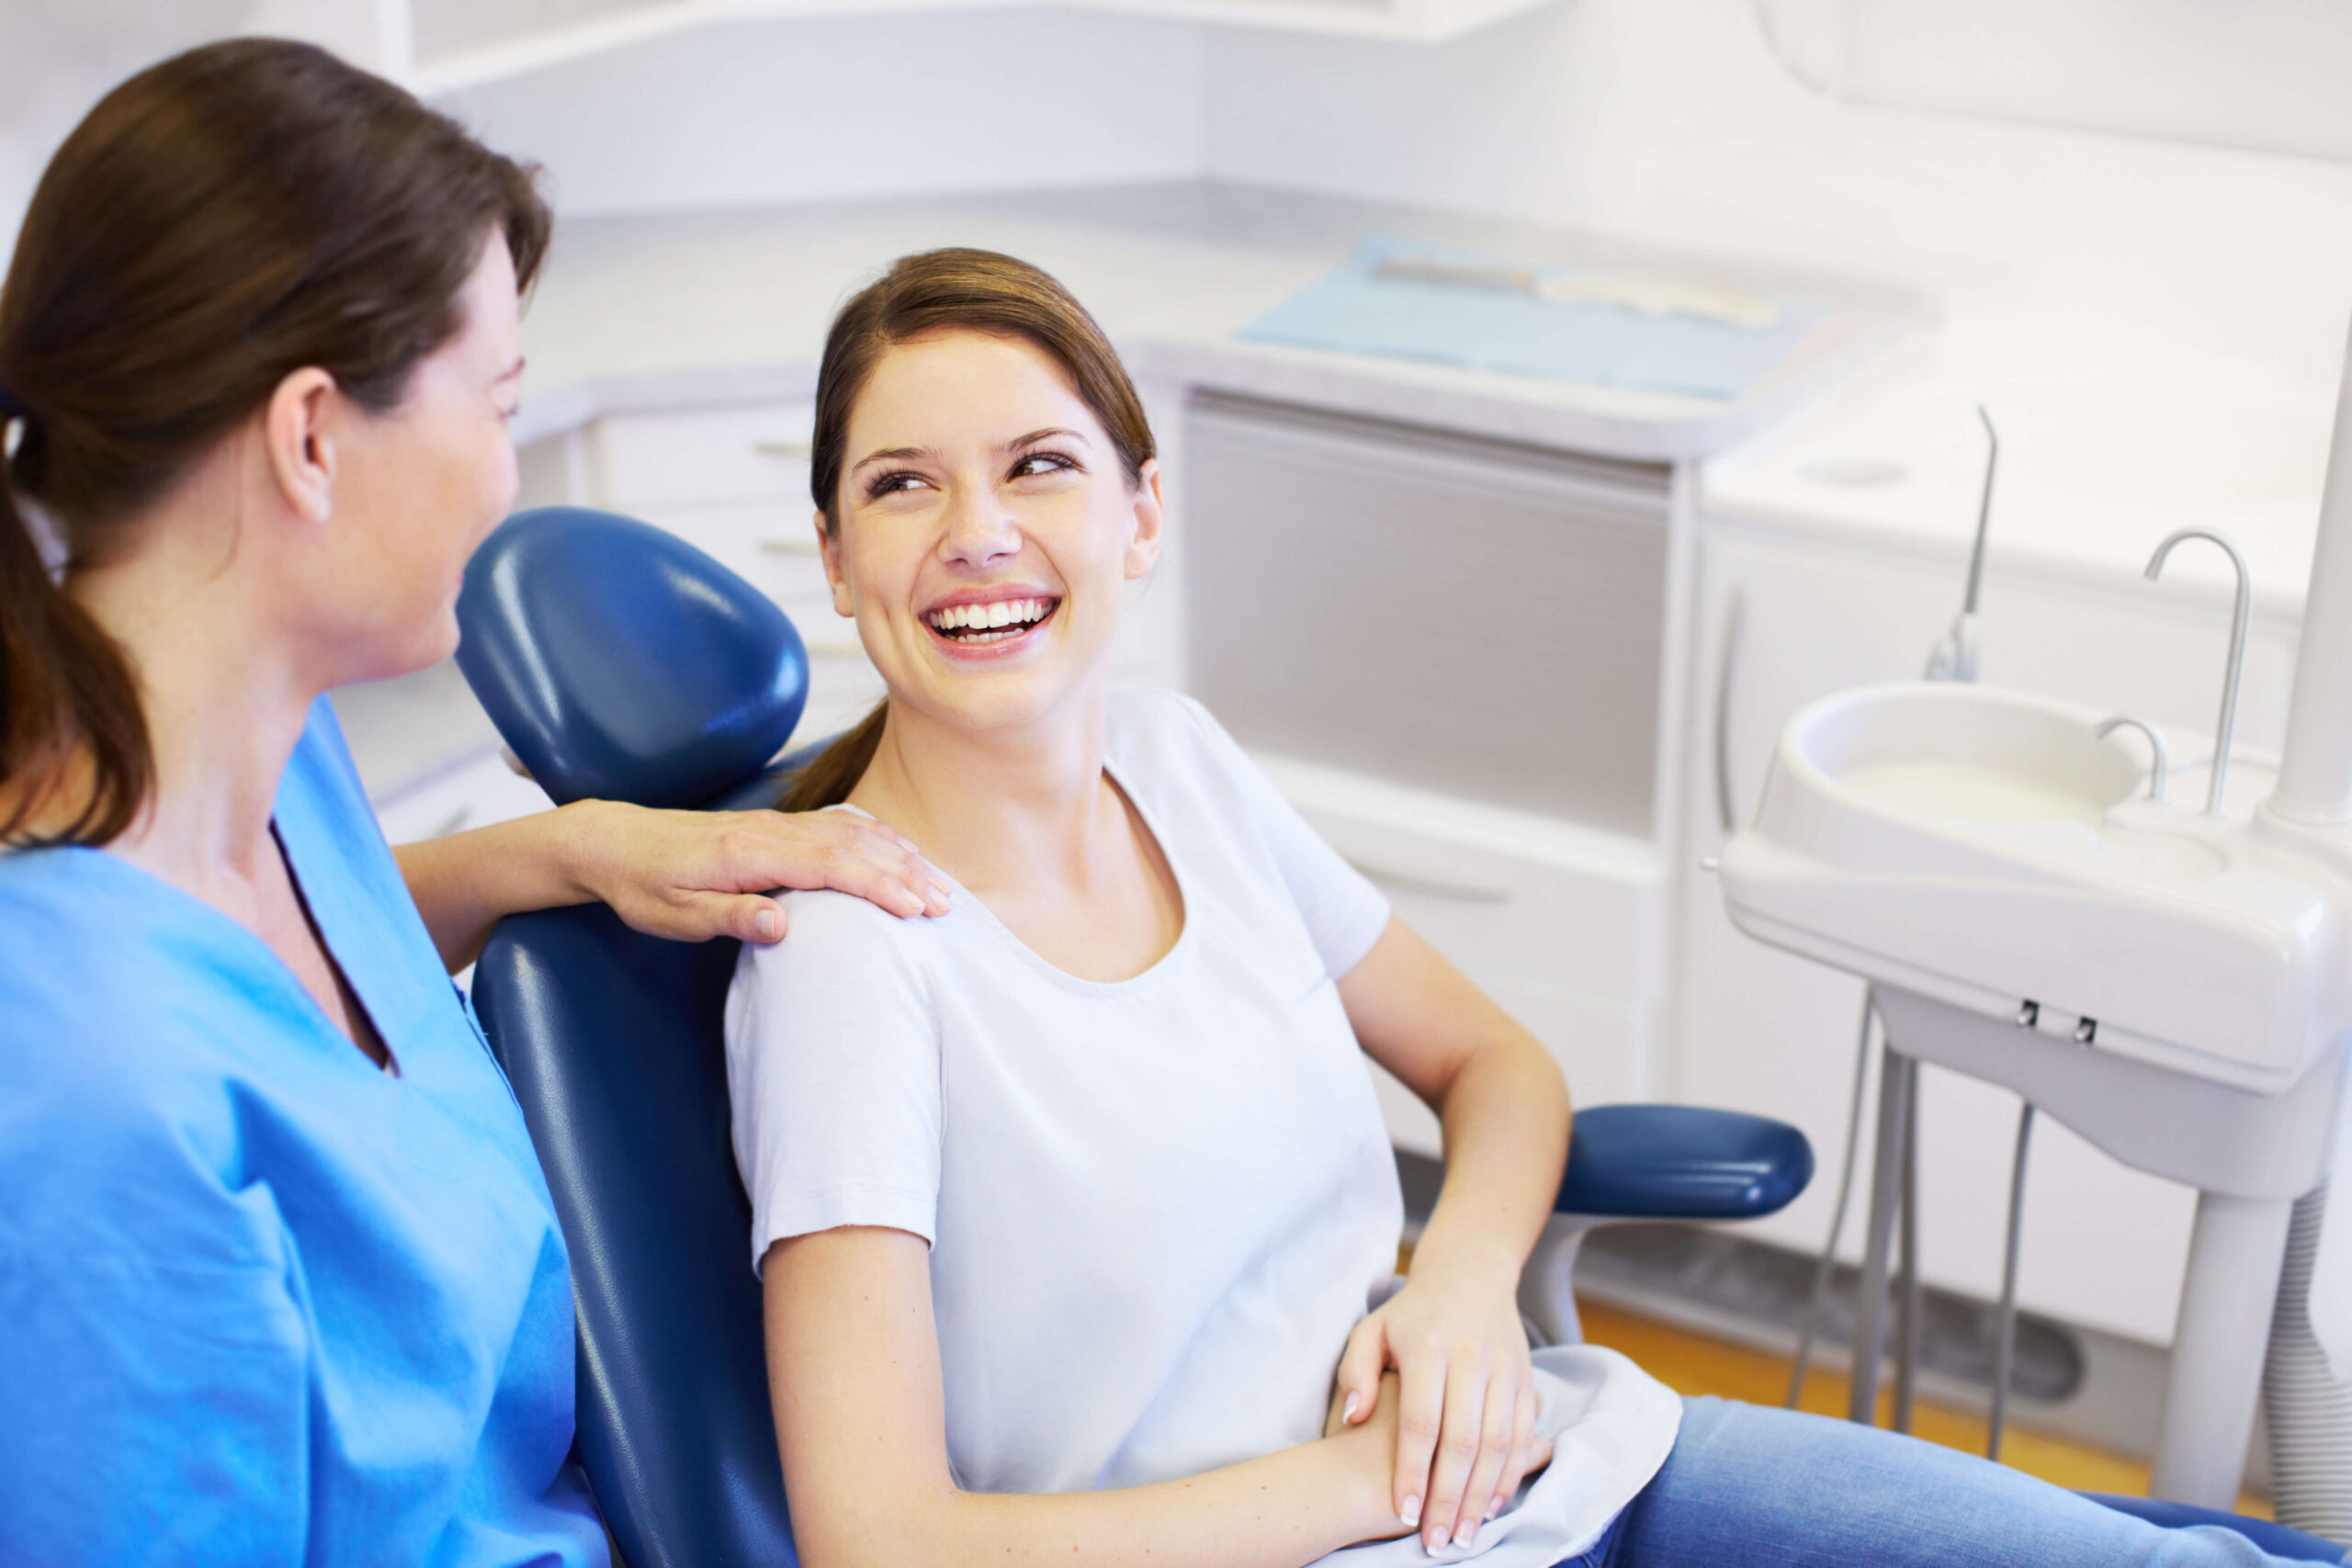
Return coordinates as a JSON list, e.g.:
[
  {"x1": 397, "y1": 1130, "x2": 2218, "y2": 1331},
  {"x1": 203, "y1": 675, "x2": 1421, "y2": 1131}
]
[
  {"x1": 456, "y1": 507, "x2": 808, "y2": 808},
  {"x1": 474, "y1": 905, "x2": 793, "y2": 1568},
  {"x1": 2080, "y1": 1494, "x2": 2346, "y2": 1562},
  {"x1": 1555, "y1": 1104, "x2": 1814, "y2": 1220}
]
